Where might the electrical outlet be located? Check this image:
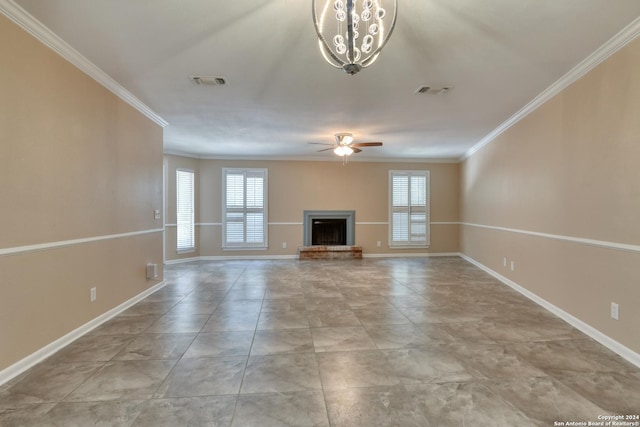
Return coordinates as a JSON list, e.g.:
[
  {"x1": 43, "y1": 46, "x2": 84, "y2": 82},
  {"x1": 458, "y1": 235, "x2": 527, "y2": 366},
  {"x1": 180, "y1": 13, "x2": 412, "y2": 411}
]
[
  {"x1": 154, "y1": 209, "x2": 161, "y2": 220},
  {"x1": 282, "y1": 241, "x2": 287, "y2": 249},
  {"x1": 510, "y1": 261, "x2": 515, "y2": 271},
  {"x1": 611, "y1": 302, "x2": 619, "y2": 320},
  {"x1": 377, "y1": 241, "x2": 382, "y2": 247},
  {"x1": 90, "y1": 287, "x2": 97, "y2": 302}
]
